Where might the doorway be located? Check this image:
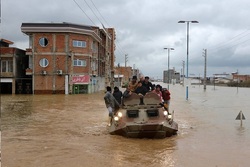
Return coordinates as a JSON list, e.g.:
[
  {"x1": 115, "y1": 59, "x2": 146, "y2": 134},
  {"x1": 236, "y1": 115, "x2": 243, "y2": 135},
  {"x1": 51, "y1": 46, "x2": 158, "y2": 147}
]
[{"x1": 73, "y1": 84, "x2": 88, "y2": 94}]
